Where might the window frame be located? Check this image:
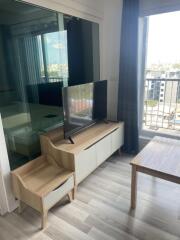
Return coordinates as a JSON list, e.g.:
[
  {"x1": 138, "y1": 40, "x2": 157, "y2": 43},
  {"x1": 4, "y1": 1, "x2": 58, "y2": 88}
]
[{"x1": 138, "y1": 16, "x2": 180, "y2": 140}]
